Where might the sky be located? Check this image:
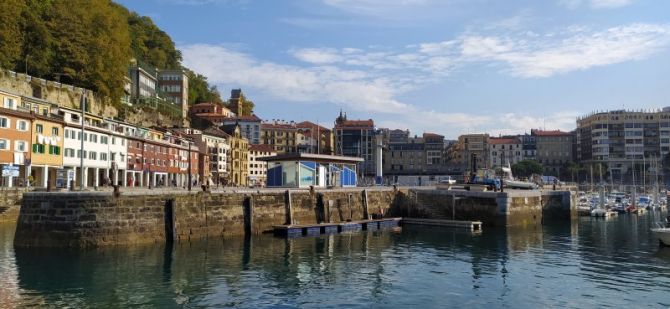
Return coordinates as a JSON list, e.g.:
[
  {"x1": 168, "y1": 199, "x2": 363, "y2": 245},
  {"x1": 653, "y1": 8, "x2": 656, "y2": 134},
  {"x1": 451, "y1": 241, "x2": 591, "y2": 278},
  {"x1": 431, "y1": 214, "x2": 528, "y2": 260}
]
[{"x1": 117, "y1": 0, "x2": 670, "y2": 139}]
